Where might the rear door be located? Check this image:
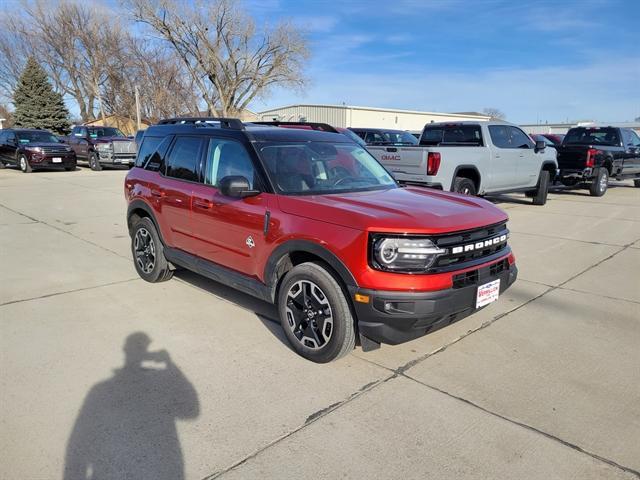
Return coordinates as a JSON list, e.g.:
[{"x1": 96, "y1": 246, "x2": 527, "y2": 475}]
[
  {"x1": 158, "y1": 135, "x2": 204, "y2": 252},
  {"x1": 486, "y1": 125, "x2": 519, "y2": 191},
  {"x1": 190, "y1": 136, "x2": 270, "y2": 277}
]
